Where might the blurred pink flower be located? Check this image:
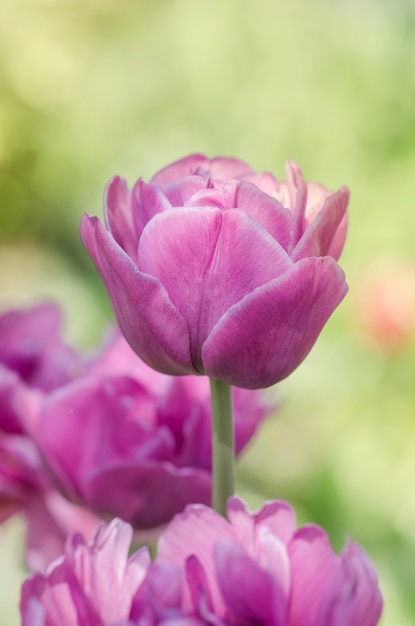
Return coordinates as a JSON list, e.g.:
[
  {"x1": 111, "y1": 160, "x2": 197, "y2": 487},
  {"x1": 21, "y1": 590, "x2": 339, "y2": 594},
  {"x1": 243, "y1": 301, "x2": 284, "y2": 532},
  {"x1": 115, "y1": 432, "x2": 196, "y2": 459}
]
[
  {"x1": 355, "y1": 259, "x2": 415, "y2": 353},
  {"x1": 157, "y1": 497, "x2": 383, "y2": 626},
  {"x1": 81, "y1": 154, "x2": 349, "y2": 389},
  {"x1": 0, "y1": 304, "x2": 100, "y2": 571},
  {"x1": 29, "y1": 331, "x2": 274, "y2": 529}
]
